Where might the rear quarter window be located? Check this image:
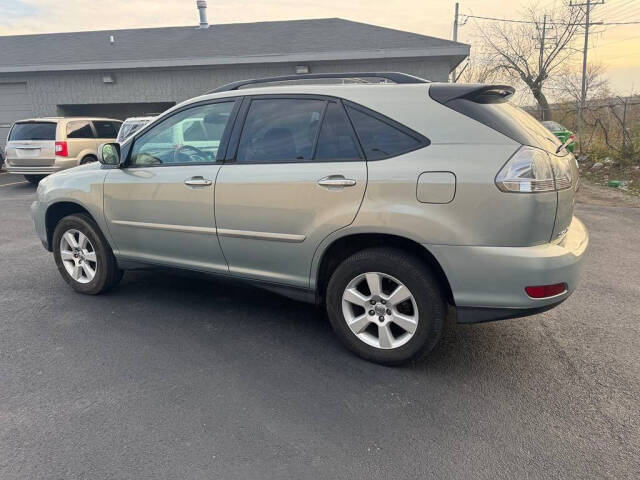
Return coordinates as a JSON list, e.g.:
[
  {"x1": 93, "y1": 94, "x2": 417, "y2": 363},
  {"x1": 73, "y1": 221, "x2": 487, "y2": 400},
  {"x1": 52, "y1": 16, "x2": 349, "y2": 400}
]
[
  {"x1": 9, "y1": 122, "x2": 57, "y2": 141},
  {"x1": 345, "y1": 105, "x2": 428, "y2": 160}
]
